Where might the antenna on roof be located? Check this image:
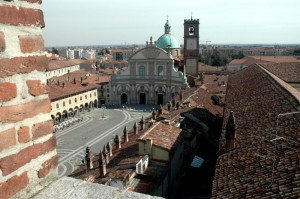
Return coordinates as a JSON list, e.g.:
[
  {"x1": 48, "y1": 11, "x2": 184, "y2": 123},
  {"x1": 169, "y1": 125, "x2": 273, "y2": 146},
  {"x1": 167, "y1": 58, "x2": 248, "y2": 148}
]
[{"x1": 191, "y1": 12, "x2": 193, "y2": 20}]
